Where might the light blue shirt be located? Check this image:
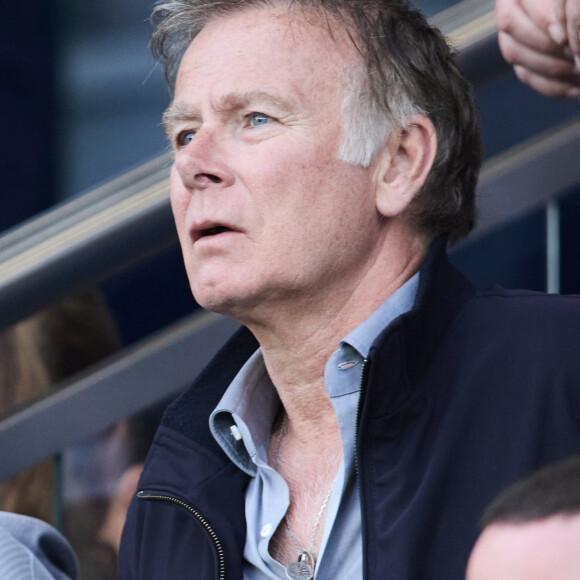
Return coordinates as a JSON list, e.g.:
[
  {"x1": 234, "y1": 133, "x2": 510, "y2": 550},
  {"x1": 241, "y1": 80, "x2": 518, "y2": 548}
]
[
  {"x1": 0, "y1": 513, "x2": 78, "y2": 580},
  {"x1": 210, "y1": 273, "x2": 419, "y2": 579}
]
